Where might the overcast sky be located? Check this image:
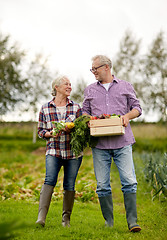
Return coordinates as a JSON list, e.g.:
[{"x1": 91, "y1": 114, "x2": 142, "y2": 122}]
[
  {"x1": 0, "y1": 0, "x2": 167, "y2": 121},
  {"x1": 1, "y1": 0, "x2": 167, "y2": 86}
]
